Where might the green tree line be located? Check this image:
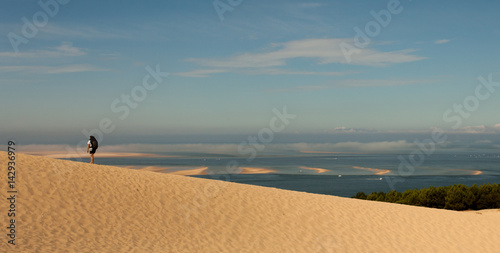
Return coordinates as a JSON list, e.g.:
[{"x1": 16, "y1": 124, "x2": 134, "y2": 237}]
[{"x1": 353, "y1": 183, "x2": 500, "y2": 211}]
